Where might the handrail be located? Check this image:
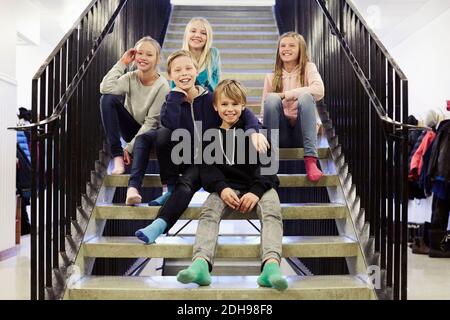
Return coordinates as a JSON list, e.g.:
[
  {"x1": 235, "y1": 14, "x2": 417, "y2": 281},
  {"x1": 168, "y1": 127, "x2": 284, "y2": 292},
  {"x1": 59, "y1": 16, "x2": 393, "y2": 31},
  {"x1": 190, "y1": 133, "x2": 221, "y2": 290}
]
[
  {"x1": 344, "y1": 0, "x2": 407, "y2": 81},
  {"x1": 315, "y1": 0, "x2": 410, "y2": 128},
  {"x1": 32, "y1": 0, "x2": 98, "y2": 80},
  {"x1": 275, "y1": 0, "x2": 411, "y2": 300},
  {"x1": 8, "y1": 0, "x2": 128, "y2": 132}
]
